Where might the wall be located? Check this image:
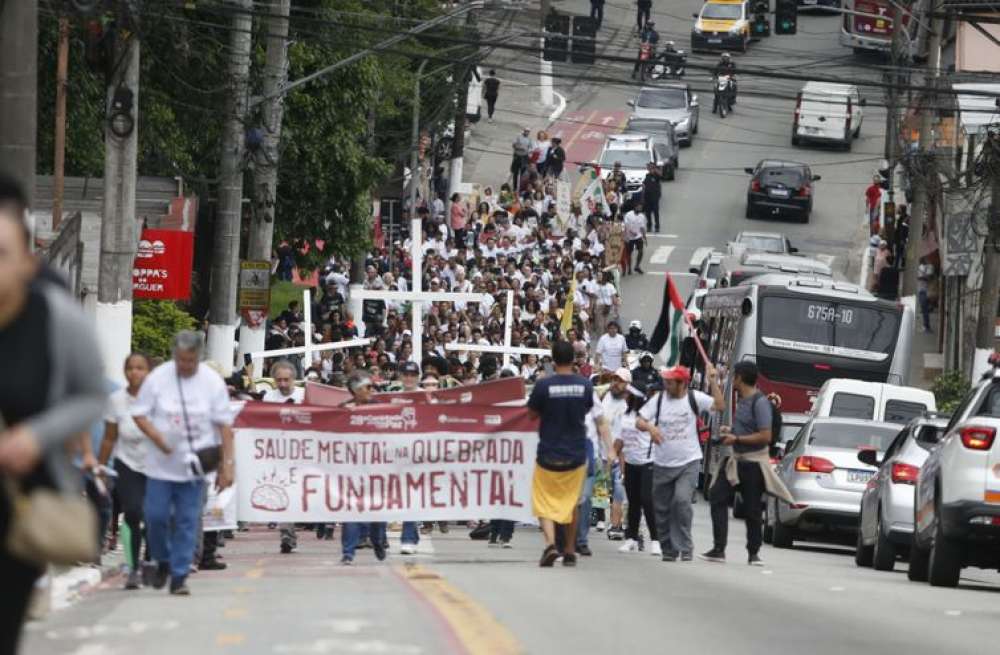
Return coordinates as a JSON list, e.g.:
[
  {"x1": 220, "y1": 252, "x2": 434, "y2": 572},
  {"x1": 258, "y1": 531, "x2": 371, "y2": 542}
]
[{"x1": 956, "y1": 19, "x2": 1000, "y2": 73}]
